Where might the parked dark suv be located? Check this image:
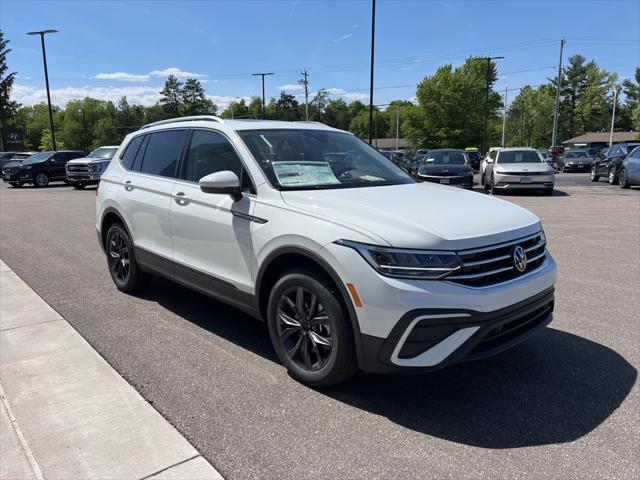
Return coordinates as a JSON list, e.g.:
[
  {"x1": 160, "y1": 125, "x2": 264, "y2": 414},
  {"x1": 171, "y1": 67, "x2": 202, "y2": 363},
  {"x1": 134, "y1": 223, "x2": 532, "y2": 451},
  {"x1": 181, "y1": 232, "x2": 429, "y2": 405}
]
[
  {"x1": 2, "y1": 150, "x2": 86, "y2": 187},
  {"x1": 591, "y1": 142, "x2": 640, "y2": 184}
]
